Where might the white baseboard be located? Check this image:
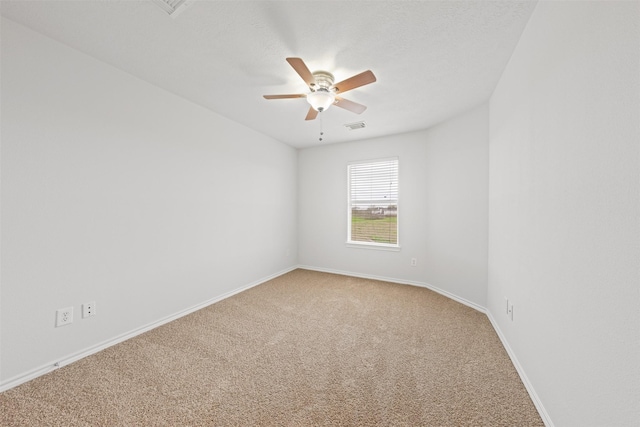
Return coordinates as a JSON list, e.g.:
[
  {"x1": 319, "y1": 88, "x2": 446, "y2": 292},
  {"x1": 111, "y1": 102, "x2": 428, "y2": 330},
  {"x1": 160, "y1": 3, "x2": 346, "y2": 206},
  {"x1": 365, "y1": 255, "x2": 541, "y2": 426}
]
[
  {"x1": 297, "y1": 264, "x2": 486, "y2": 313},
  {"x1": 486, "y1": 311, "x2": 554, "y2": 427},
  {"x1": 0, "y1": 266, "x2": 297, "y2": 393}
]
